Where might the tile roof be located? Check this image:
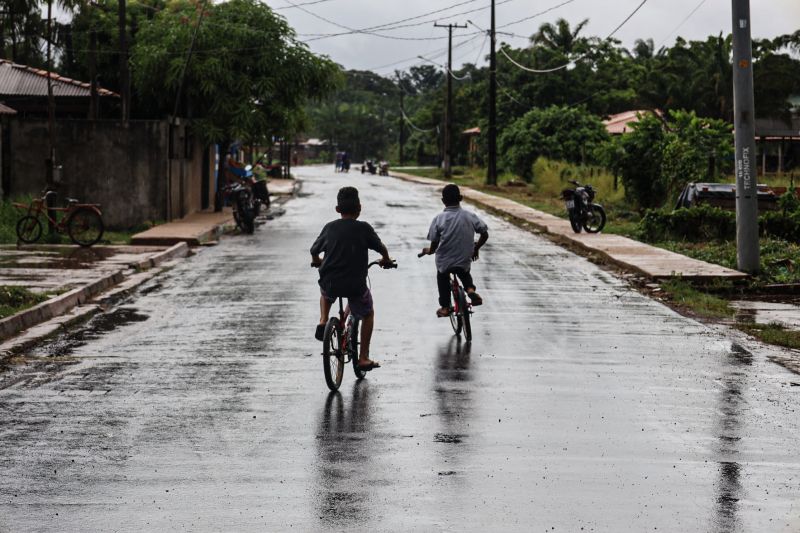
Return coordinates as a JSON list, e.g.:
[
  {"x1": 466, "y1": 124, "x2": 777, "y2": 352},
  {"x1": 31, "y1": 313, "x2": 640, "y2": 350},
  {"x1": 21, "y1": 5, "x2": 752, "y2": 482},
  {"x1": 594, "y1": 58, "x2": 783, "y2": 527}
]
[{"x1": 0, "y1": 60, "x2": 118, "y2": 98}]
